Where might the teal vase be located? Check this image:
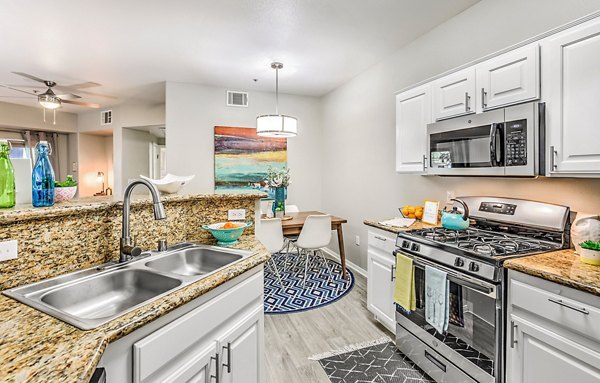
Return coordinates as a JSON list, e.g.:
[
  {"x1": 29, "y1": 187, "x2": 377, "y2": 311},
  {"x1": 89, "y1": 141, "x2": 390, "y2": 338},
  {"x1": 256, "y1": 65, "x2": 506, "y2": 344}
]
[{"x1": 272, "y1": 187, "x2": 286, "y2": 217}]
